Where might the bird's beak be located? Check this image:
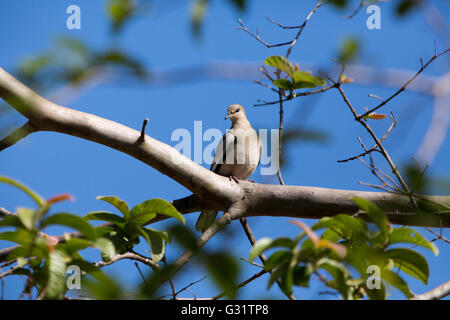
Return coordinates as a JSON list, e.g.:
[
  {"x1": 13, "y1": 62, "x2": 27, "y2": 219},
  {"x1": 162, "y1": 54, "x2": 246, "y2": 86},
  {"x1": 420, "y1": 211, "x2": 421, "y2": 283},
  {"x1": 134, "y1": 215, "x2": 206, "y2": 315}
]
[{"x1": 225, "y1": 114, "x2": 230, "y2": 120}]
